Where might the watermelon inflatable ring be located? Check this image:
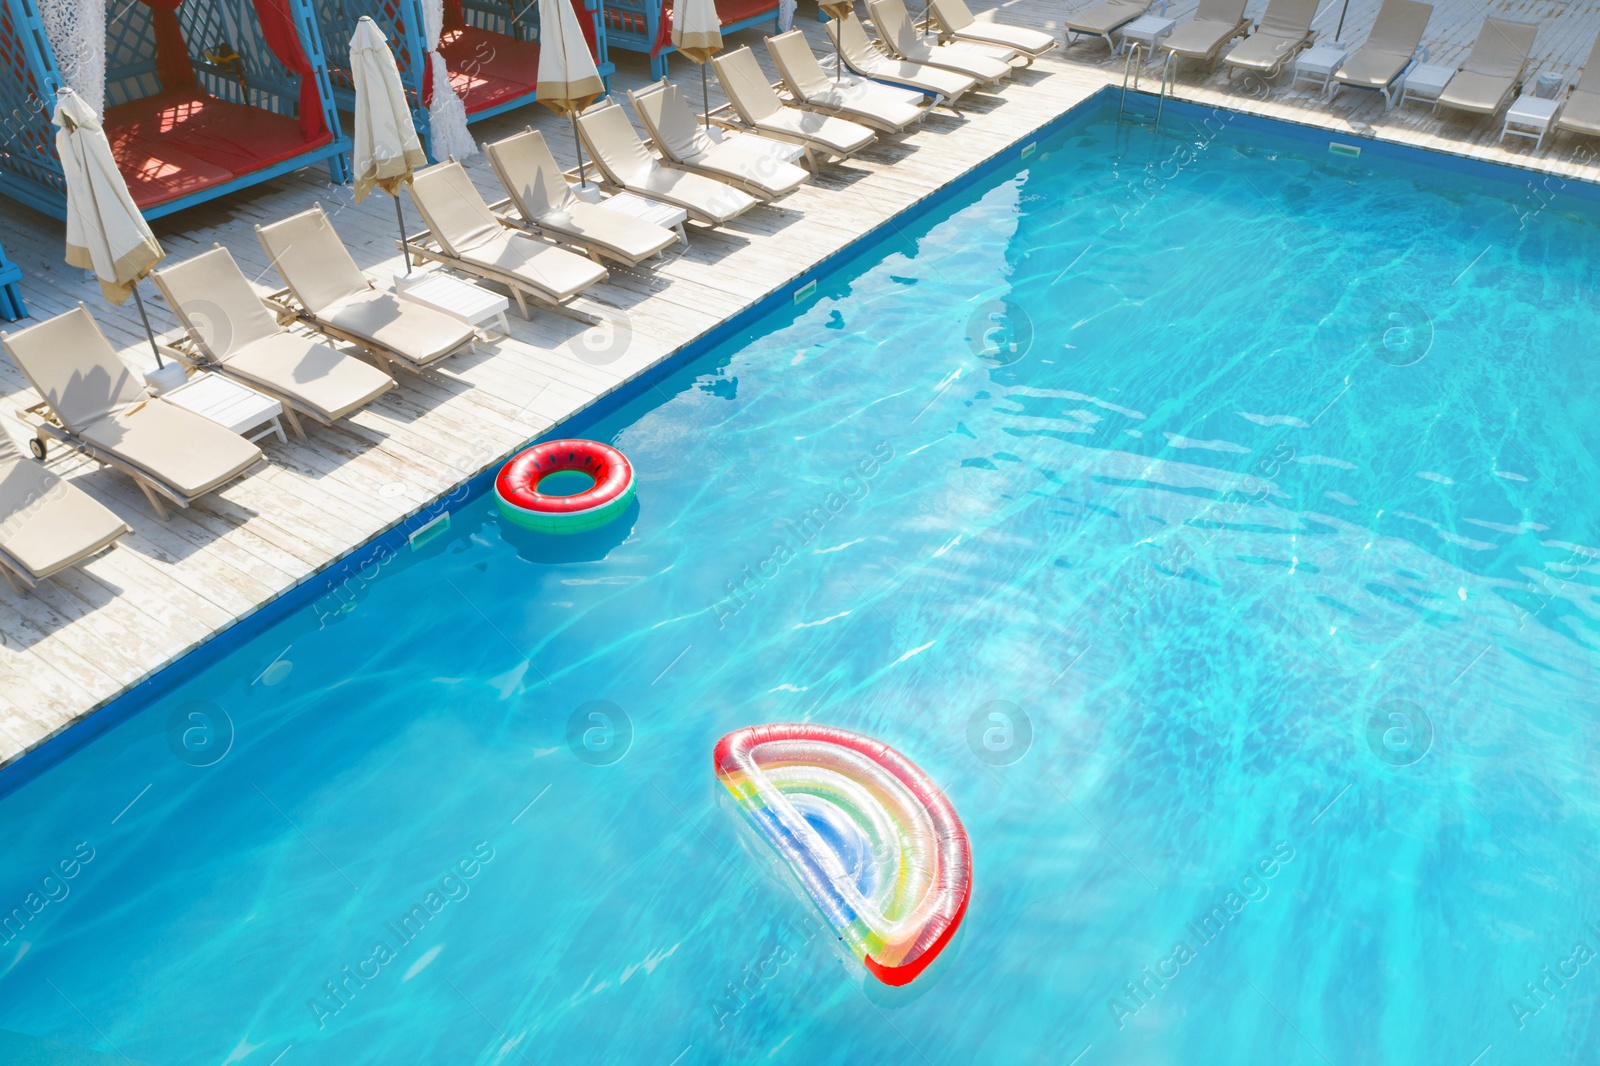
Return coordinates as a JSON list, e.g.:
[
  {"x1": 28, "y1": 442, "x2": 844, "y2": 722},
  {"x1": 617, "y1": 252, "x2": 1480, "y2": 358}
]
[
  {"x1": 715, "y1": 724, "x2": 972, "y2": 986},
  {"x1": 494, "y1": 439, "x2": 634, "y2": 534}
]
